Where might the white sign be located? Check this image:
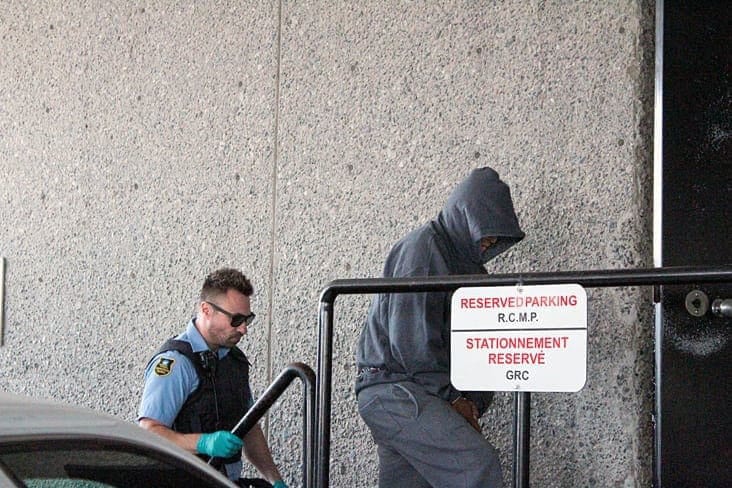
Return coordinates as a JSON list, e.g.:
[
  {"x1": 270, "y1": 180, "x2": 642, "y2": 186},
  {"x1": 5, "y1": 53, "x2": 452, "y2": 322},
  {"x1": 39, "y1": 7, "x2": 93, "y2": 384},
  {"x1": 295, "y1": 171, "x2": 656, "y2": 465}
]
[{"x1": 450, "y1": 284, "x2": 587, "y2": 392}]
